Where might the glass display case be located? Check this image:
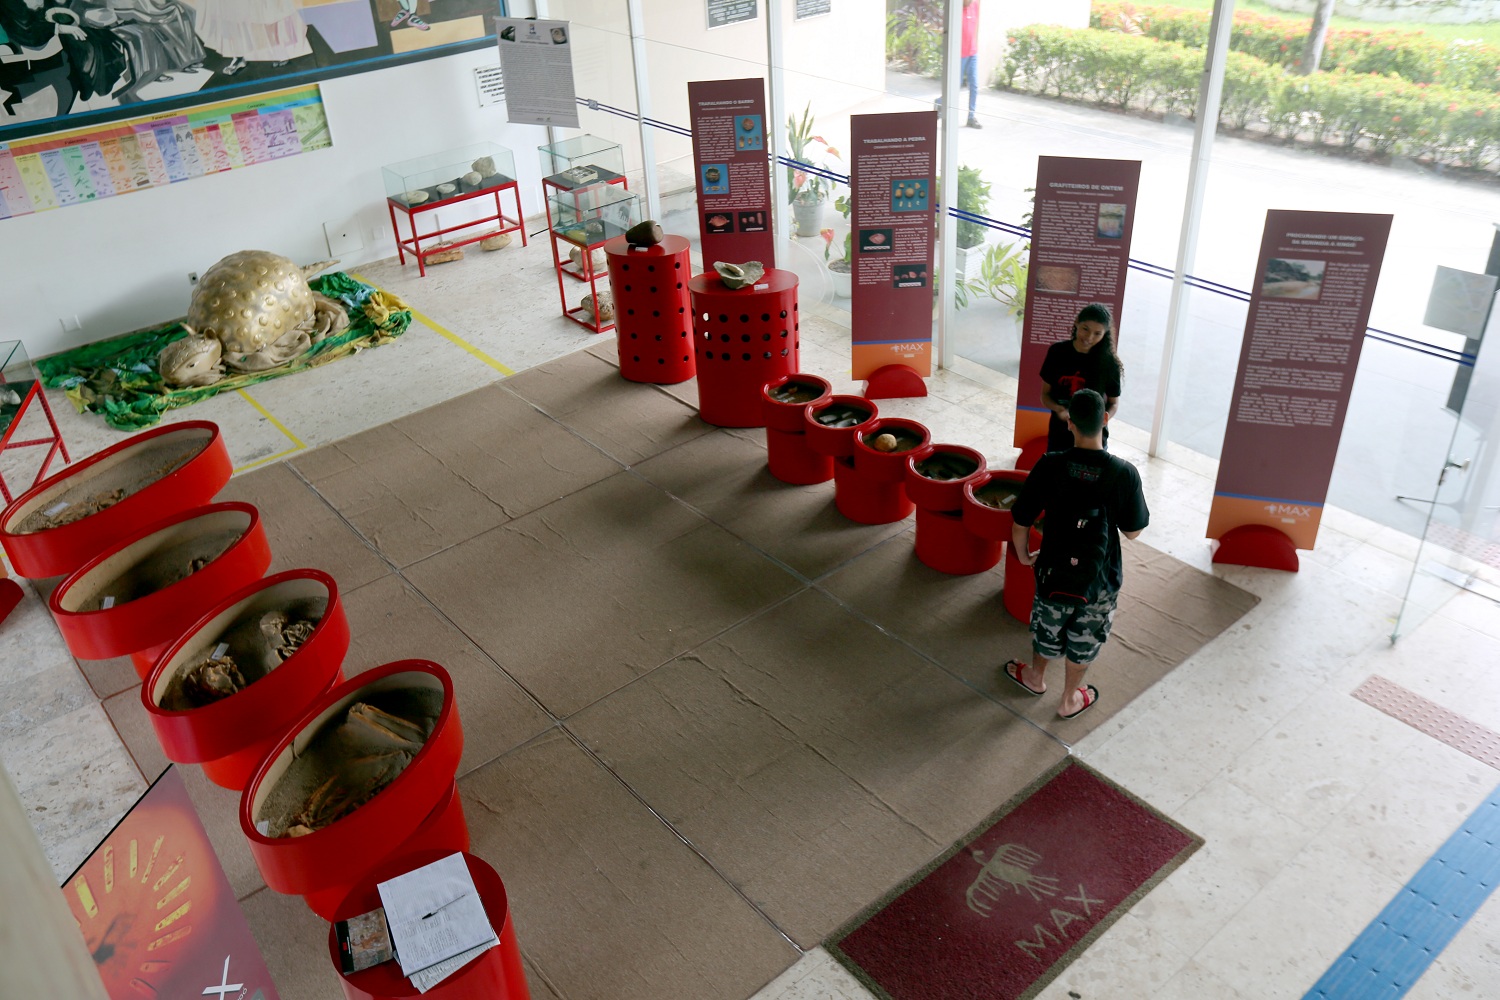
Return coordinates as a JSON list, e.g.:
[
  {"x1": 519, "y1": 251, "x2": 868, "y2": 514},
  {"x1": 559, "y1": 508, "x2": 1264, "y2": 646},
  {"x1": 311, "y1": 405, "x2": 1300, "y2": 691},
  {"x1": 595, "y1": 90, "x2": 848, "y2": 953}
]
[
  {"x1": 381, "y1": 142, "x2": 527, "y2": 277},
  {"x1": 549, "y1": 185, "x2": 641, "y2": 247},
  {"x1": 382, "y1": 141, "x2": 516, "y2": 207},
  {"x1": 538, "y1": 134, "x2": 626, "y2": 190}
]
